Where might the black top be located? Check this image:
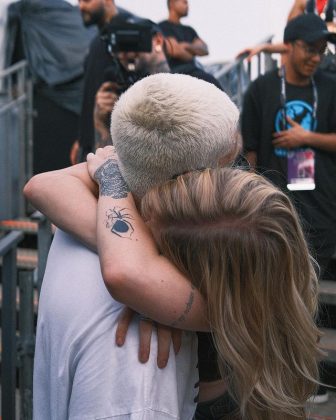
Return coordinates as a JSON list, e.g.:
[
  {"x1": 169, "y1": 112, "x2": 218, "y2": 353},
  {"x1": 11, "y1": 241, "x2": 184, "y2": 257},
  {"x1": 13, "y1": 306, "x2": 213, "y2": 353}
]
[
  {"x1": 242, "y1": 69, "x2": 336, "y2": 258},
  {"x1": 197, "y1": 332, "x2": 221, "y2": 381},
  {"x1": 158, "y1": 20, "x2": 199, "y2": 69}
]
